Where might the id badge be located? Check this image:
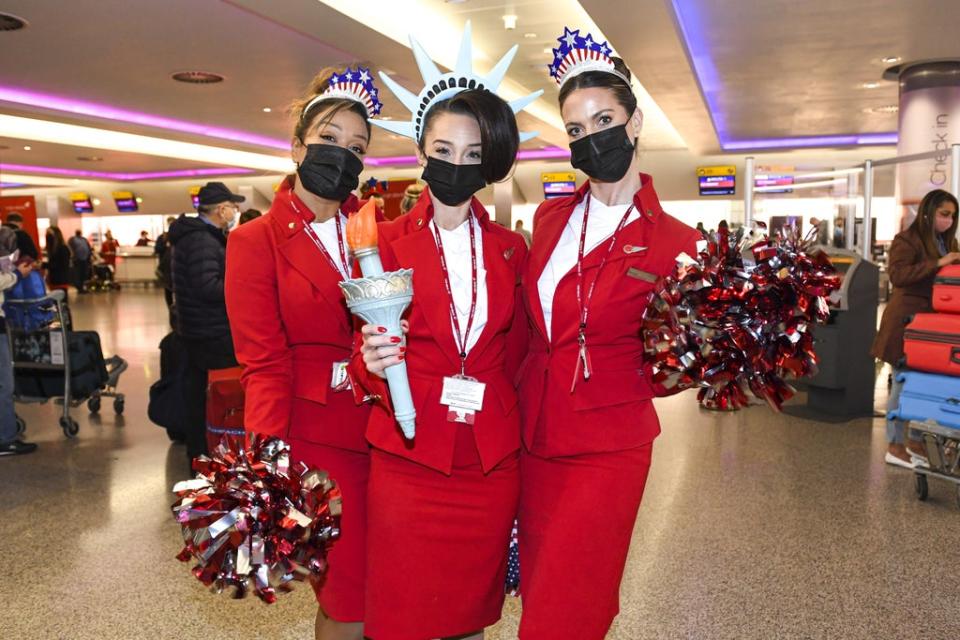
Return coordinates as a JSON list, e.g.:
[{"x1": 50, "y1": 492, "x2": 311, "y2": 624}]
[
  {"x1": 331, "y1": 360, "x2": 352, "y2": 392},
  {"x1": 441, "y1": 375, "x2": 486, "y2": 424}
]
